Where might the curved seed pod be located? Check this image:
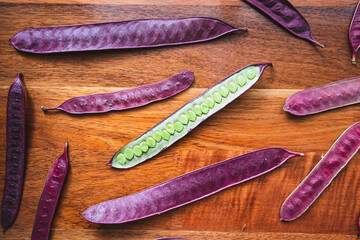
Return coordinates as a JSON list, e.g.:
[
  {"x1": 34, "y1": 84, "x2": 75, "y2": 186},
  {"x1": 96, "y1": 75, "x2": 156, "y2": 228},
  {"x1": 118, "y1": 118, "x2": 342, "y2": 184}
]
[
  {"x1": 41, "y1": 71, "x2": 194, "y2": 114},
  {"x1": 280, "y1": 122, "x2": 360, "y2": 221},
  {"x1": 243, "y1": 0, "x2": 323, "y2": 47},
  {"x1": 82, "y1": 148, "x2": 302, "y2": 224},
  {"x1": 109, "y1": 63, "x2": 272, "y2": 169},
  {"x1": 283, "y1": 76, "x2": 360, "y2": 116},
  {"x1": 350, "y1": 0, "x2": 360, "y2": 64},
  {"x1": 358, "y1": 216, "x2": 360, "y2": 238},
  {"x1": 1, "y1": 73, "x2": 25, "y2": 232},
  {"x1": 10, "y1": 17, "x2": 247, "y2": 54},
  {"x1": 31, "y1": 143, "x2": 69, "y2": 240}
]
